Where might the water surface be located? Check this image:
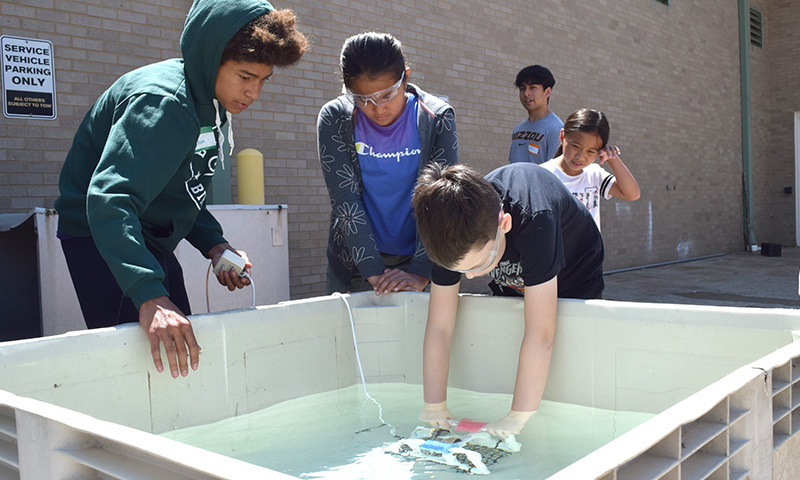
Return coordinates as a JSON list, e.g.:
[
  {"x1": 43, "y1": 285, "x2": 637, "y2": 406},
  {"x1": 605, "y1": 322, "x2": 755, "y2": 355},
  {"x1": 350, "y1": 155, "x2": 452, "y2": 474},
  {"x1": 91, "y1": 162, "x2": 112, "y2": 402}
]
[{"x1": 161, "y1": 383, "x2": 653, "y2": 479}]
